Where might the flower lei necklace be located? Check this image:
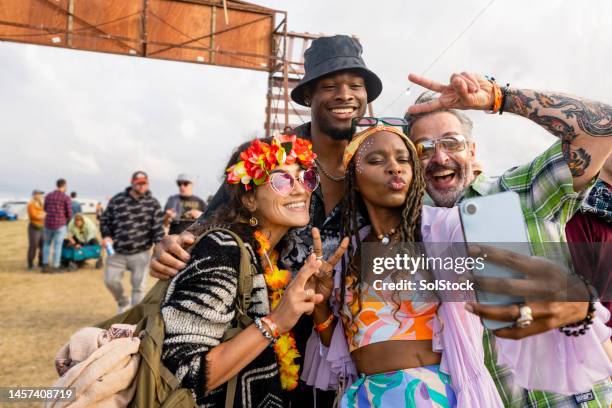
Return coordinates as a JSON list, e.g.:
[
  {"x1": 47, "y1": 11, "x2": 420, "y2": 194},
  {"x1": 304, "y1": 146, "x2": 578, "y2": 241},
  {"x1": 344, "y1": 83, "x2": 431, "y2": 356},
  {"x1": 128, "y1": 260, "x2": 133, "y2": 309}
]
[{"x1": 253, "y1": 230, "x2": 300, "y2": 391}]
